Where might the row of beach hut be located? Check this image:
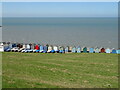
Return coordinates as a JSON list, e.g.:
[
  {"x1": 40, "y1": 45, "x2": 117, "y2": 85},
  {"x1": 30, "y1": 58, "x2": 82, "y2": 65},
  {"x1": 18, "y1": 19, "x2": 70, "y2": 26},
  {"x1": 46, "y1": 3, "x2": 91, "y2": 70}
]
[{"x1": 0, "y1": 42, "x2": 120, "y2": 54}]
